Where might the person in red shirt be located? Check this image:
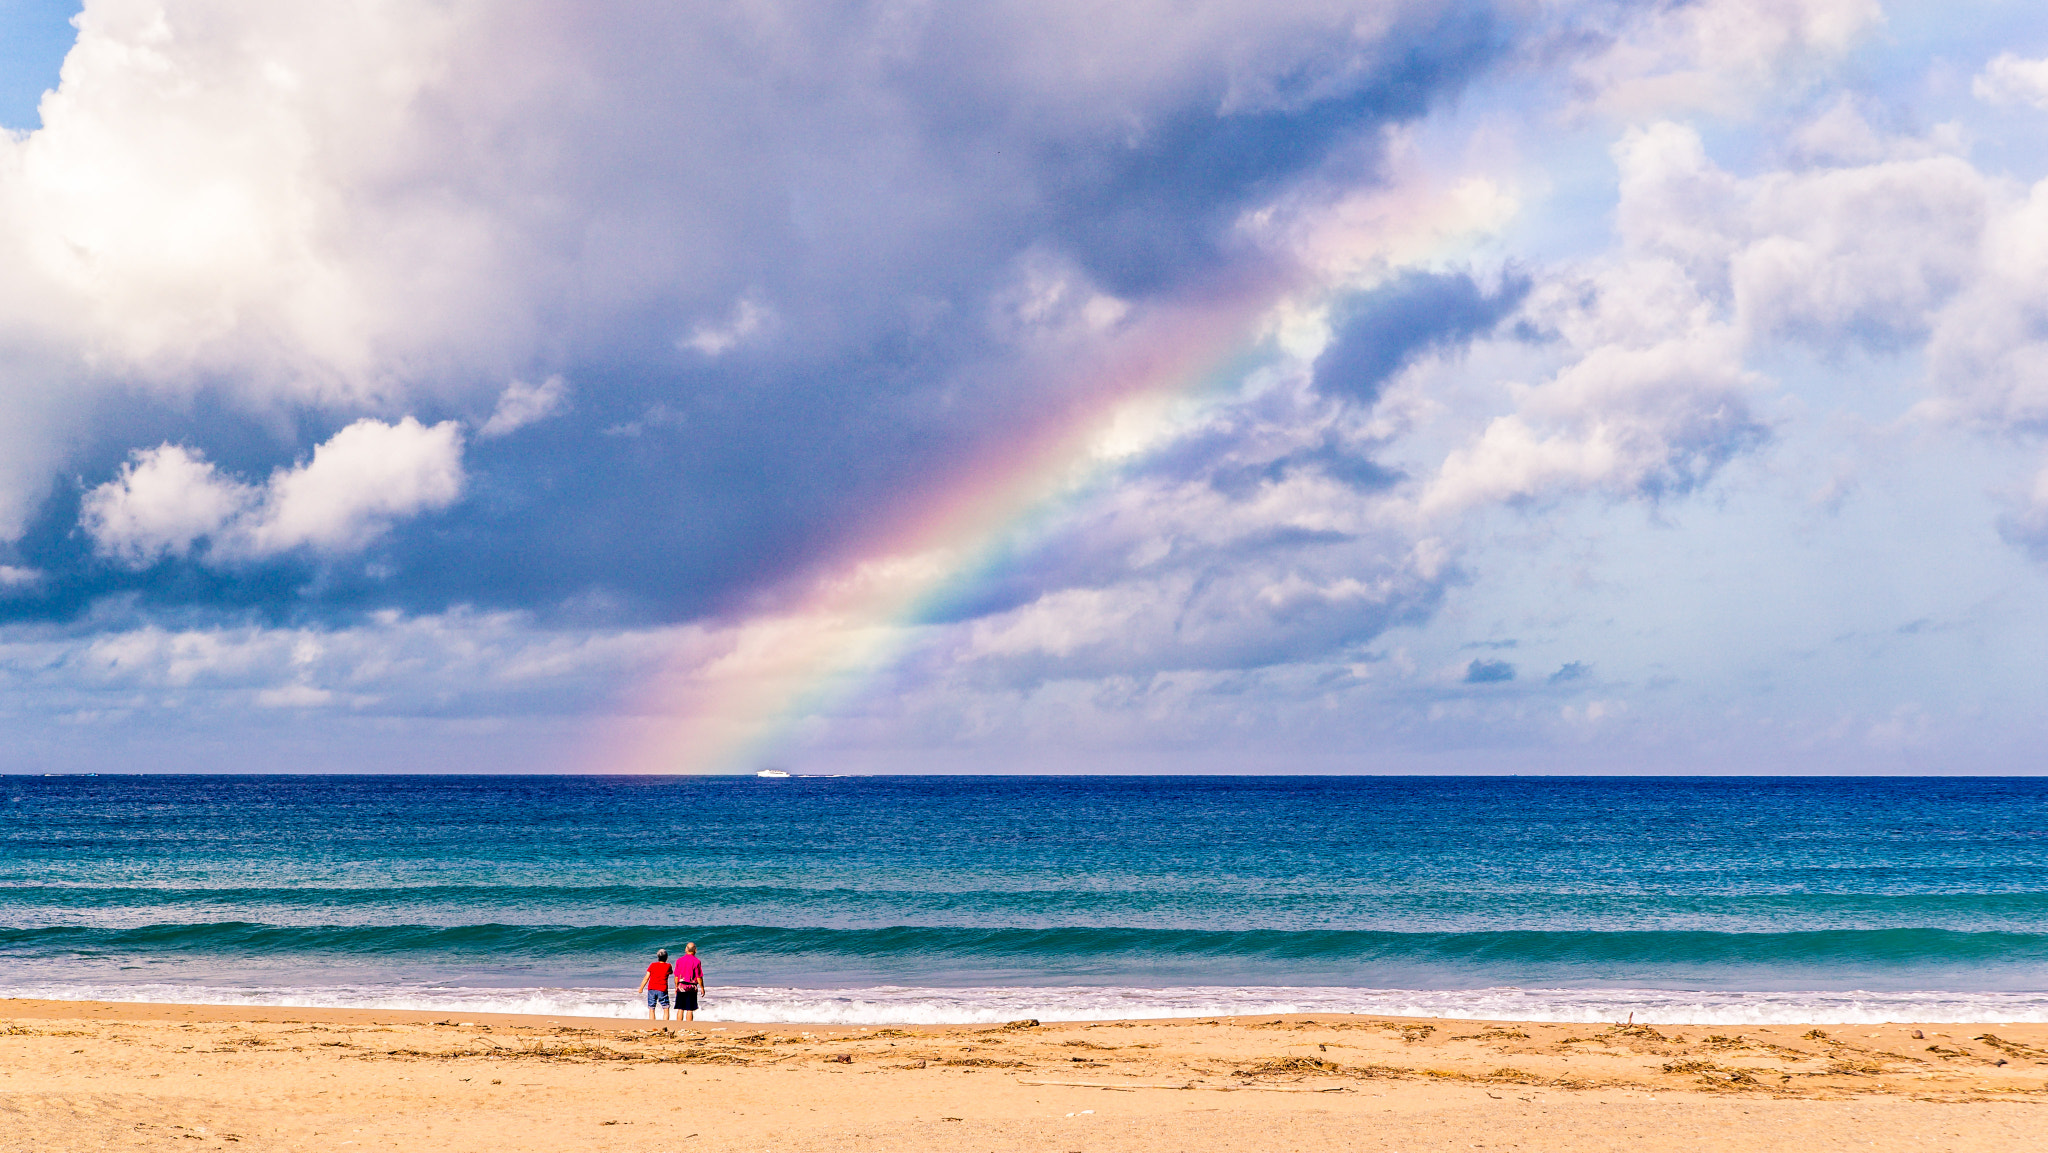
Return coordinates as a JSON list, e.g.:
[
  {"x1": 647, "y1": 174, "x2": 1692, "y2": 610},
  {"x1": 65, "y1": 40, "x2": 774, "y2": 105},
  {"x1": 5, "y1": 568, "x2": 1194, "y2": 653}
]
[
  {"x1": 636, "y1": 949, "x2": 674, "y2": 1023},
  {"x1": 673, "y1": 941, "x2": 707, "y2": 1022}
]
